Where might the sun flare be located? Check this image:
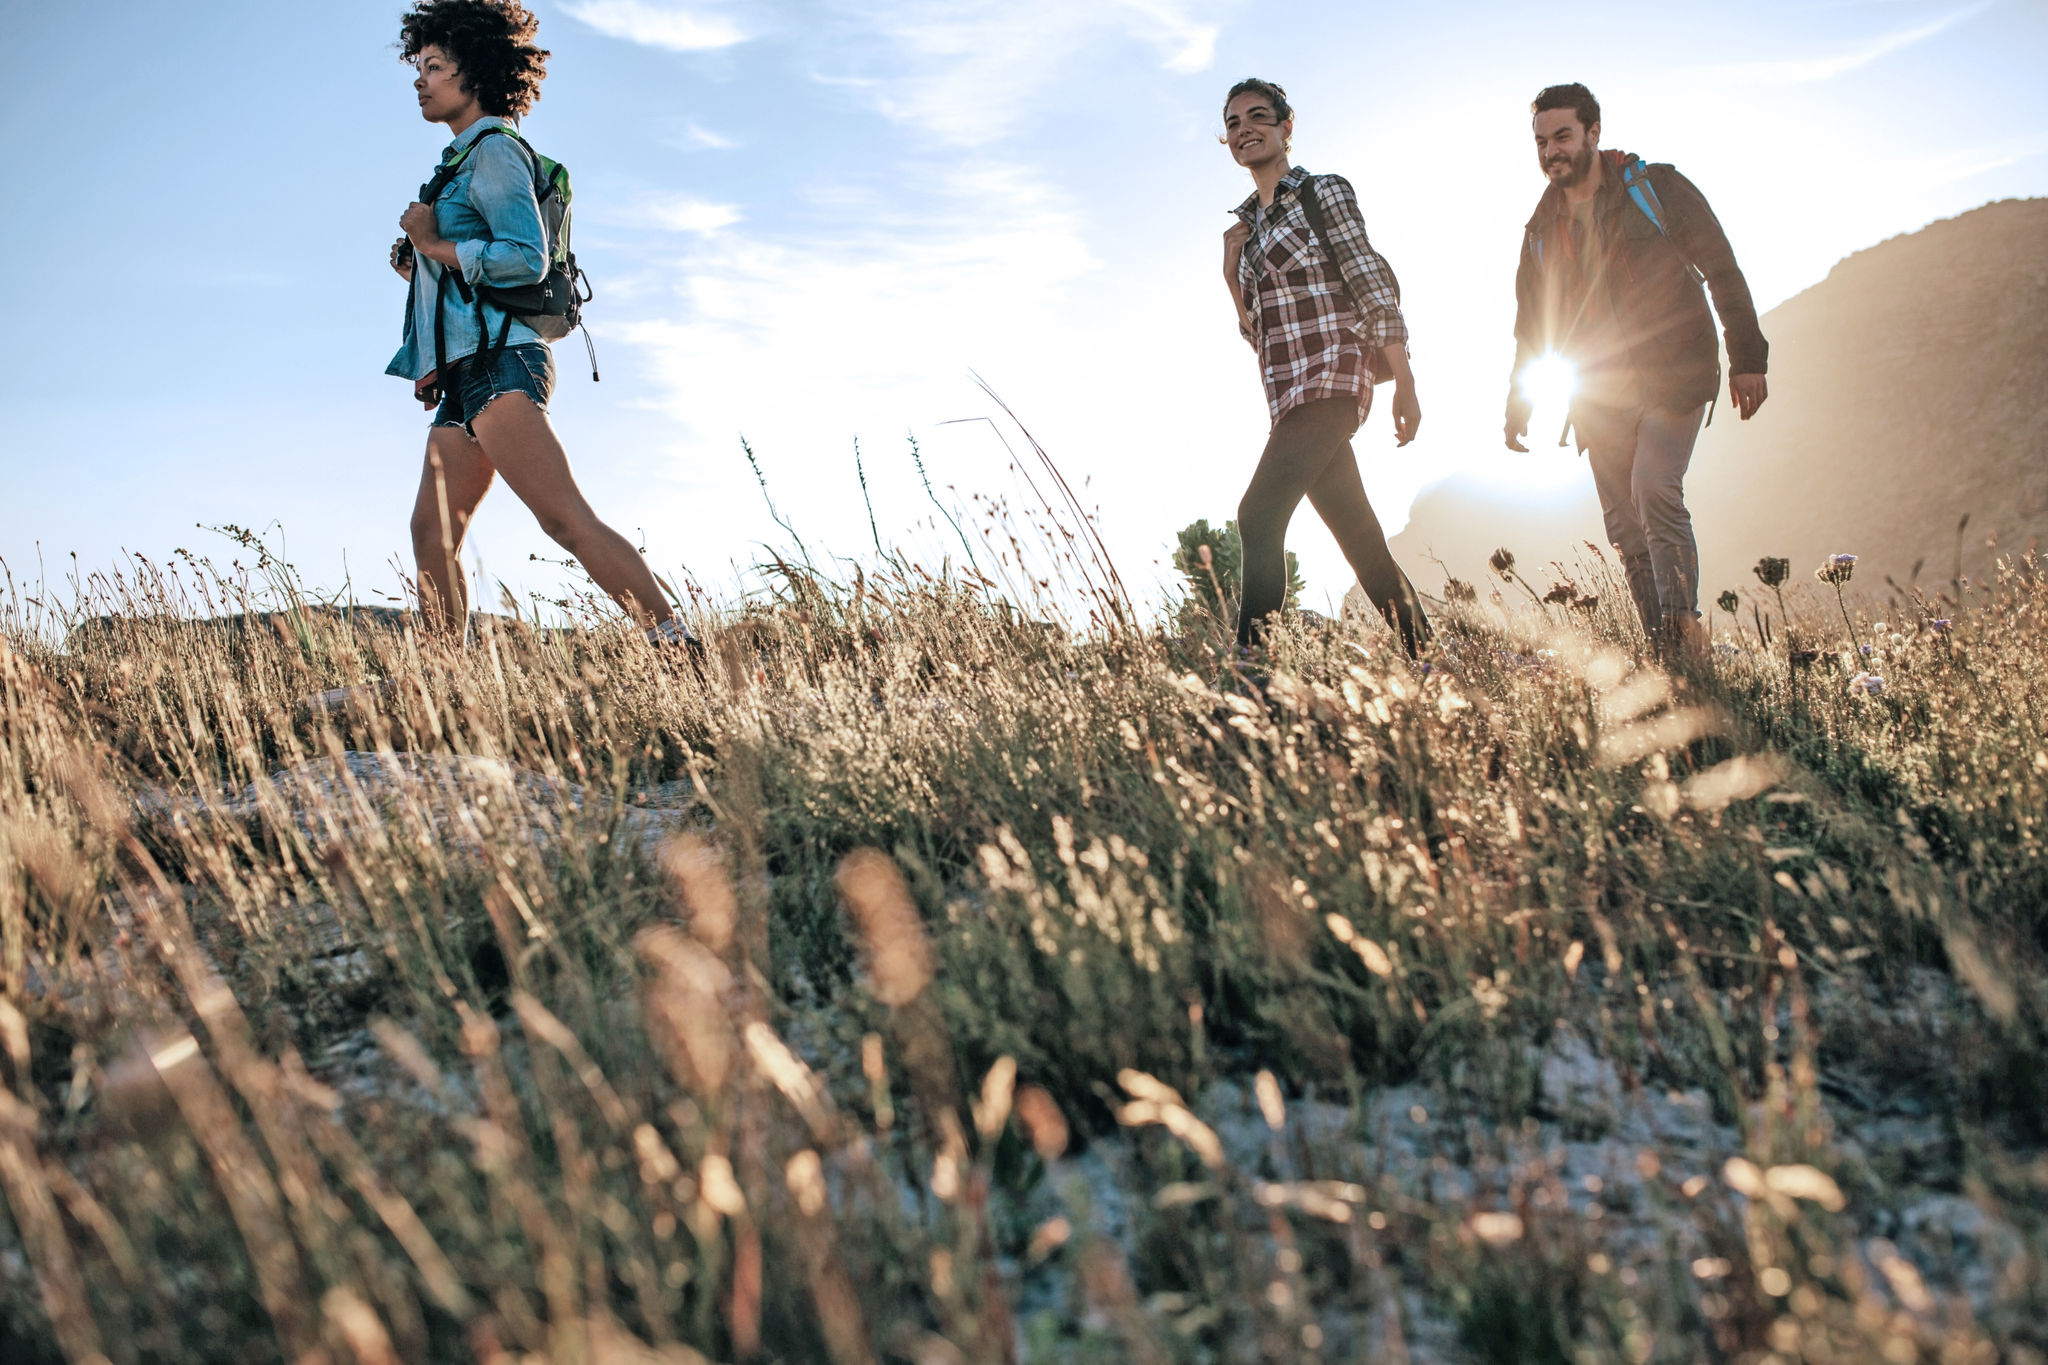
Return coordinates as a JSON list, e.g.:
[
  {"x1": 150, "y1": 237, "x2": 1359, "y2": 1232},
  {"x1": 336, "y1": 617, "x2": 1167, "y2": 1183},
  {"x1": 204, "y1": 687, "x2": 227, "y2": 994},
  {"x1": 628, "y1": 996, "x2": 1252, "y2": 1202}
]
[{"x1": 1518, "y1": 351, "x2": 1579, "y2": 414}]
